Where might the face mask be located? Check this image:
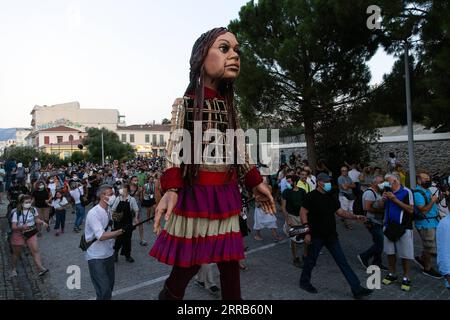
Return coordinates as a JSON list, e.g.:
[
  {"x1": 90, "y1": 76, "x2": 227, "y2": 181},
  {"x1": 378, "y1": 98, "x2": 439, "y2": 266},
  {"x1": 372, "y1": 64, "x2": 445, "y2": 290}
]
[
  {"x1": 422, "y1": 181, "x2": 432, "y2": 189},
  {"x1": 383, "y1": 181, "x2": 391, "y2": 189},
  {"x1": 23, "y1": 203, "x2": 32, "y2": 209},
  {"x1": 49, "y1": 180, "x2": 54, "y2": 184},
  {"x1": 286, "y1": 184, "x2": 293, "y2": 190},
  {"x1": 323, "y1": 183, "x2": 332, "y2": 192},
  {"x1": 106, "y1": 195, "x2": 116, "y2": 206},
  {"x1": 39, "y1": 185, "x2": 45, "y2": 190}
]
